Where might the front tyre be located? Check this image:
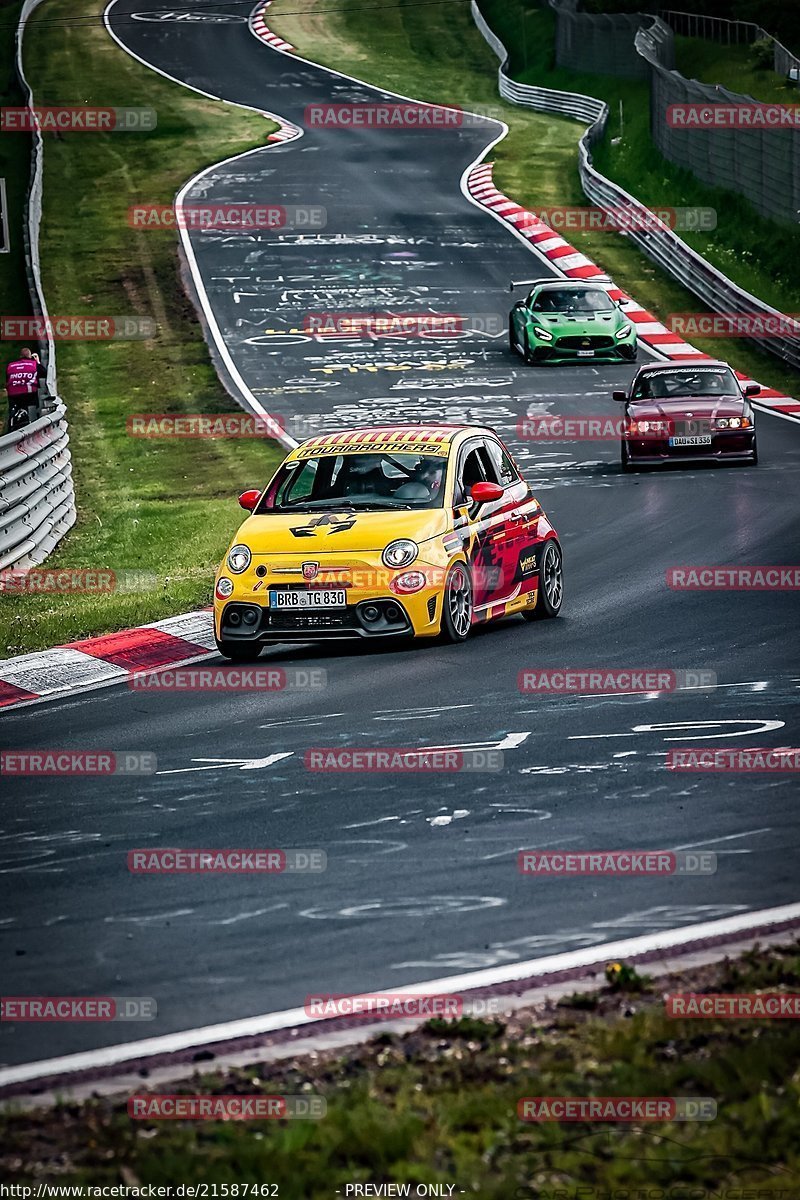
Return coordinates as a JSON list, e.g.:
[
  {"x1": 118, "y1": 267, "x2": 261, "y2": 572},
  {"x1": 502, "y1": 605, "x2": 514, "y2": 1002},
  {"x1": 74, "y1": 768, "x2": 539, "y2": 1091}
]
[
  {"x1": 522, "y1": 328, "x2": 538, "y2": 366},
  {"x1": 215, "y1": 638, "x2": 263, "y2": 662},
  {"x1": 523, "y1": 540, "x2": 563, "y2": 621},
  {"x1": 620, "y1": 439, "x2": 633, "y2": 473},
  {"x1": 440, "y1": 563, "x2": 473, "y2": 643},
  {"x1": 509, "y1": 317, "x2": 520, "y2": 356}
]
